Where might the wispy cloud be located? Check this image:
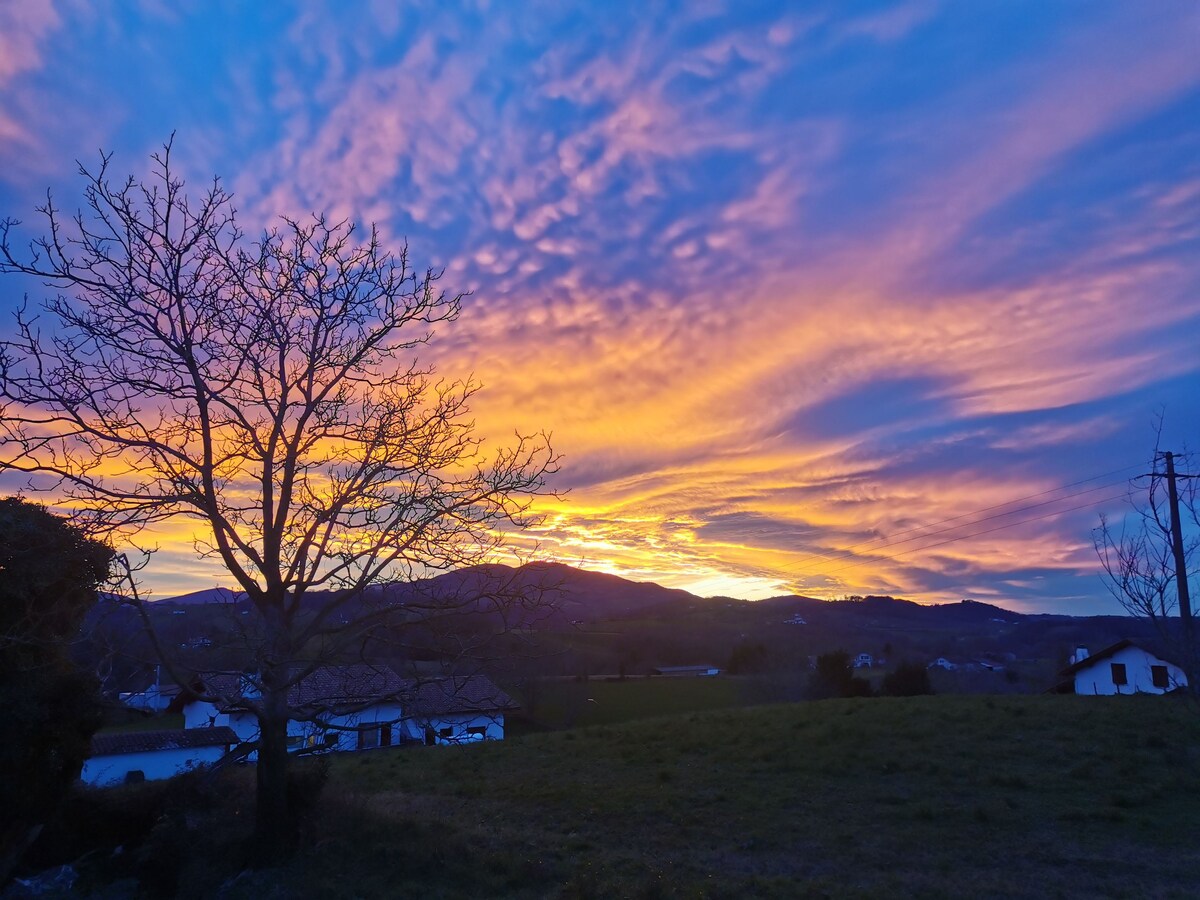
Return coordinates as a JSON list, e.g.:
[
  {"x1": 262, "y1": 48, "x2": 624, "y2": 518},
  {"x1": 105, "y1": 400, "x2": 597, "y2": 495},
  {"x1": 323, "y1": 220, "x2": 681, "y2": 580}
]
[
  {"x1": 0, "y1": 0, "x2": 60, "y2": 156},
  {"x1": 1, "y1": 1, "x2": 1197, "y2": 610}
]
